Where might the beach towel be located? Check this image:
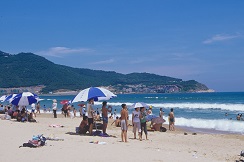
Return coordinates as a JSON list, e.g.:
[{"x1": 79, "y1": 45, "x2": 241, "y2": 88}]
[{"x1": 49, "y1": 124, "x2": 64, "y2": 128}]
